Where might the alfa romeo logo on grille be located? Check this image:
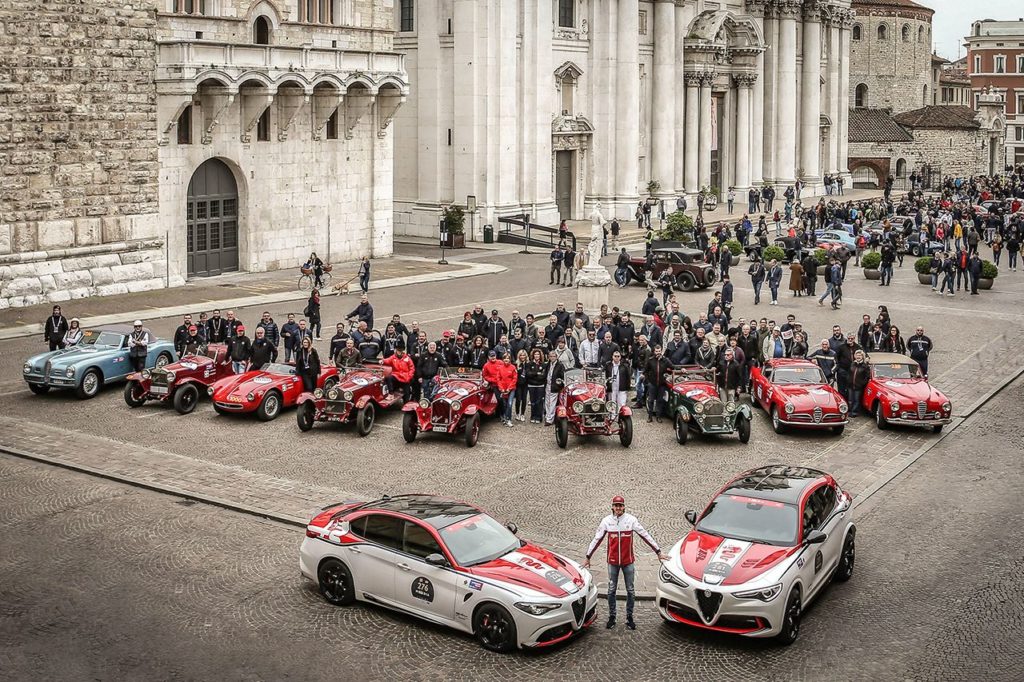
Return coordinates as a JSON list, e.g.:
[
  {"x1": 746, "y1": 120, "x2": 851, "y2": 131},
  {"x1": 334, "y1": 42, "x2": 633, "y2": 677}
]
[{"x1": 704, "y1": 589, "x2": 712, "y2": 597}]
